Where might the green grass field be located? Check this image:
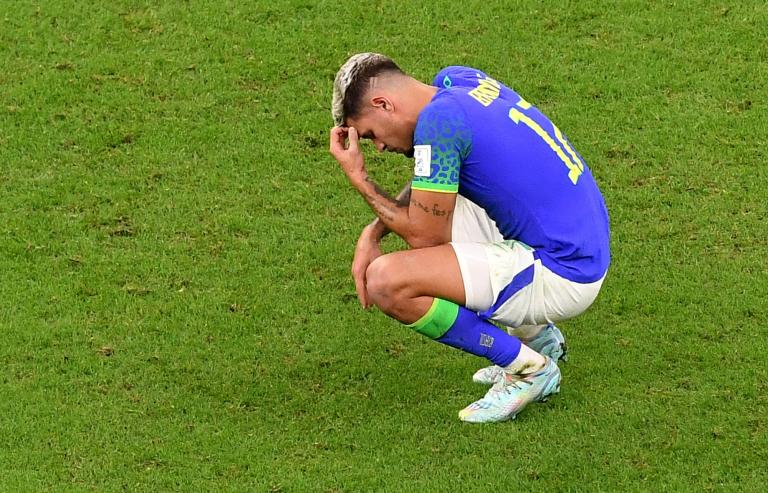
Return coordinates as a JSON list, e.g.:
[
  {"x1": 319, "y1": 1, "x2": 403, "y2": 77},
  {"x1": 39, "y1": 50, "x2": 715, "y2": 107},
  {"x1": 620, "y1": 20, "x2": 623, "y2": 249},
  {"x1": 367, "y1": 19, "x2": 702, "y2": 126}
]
[{"x1": 1, "y1": 0, "x2": 767, "y2": 491}]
